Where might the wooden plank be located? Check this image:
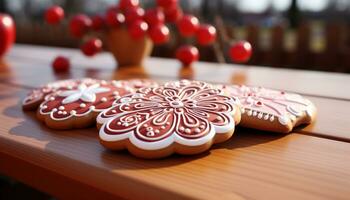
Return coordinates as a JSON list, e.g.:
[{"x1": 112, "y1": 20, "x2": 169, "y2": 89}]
[
  {"x1": 4, "y1": 45, "x2": 350, "y2": 100},
  {"x1": 2, "y1": 59, "x2": 350, "y2": 142},
  {"x1": 0, "y1": 153, "x2": 124, "y2": 200},
  {"x1": 0, "y1": 83, "x2": 350, "y2": 199},
  {"x1": 299, "y1": 96, "x2": 350, "y2": 141}
]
